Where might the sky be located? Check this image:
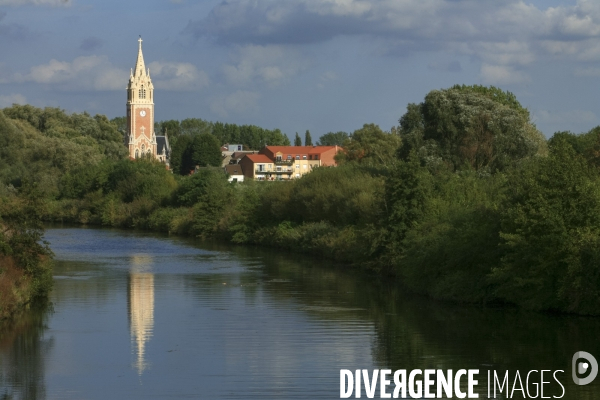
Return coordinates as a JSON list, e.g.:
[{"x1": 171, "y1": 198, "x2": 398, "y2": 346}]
[{"x1": 1, "y1": 0, "x2": 600, "y2": 141}]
